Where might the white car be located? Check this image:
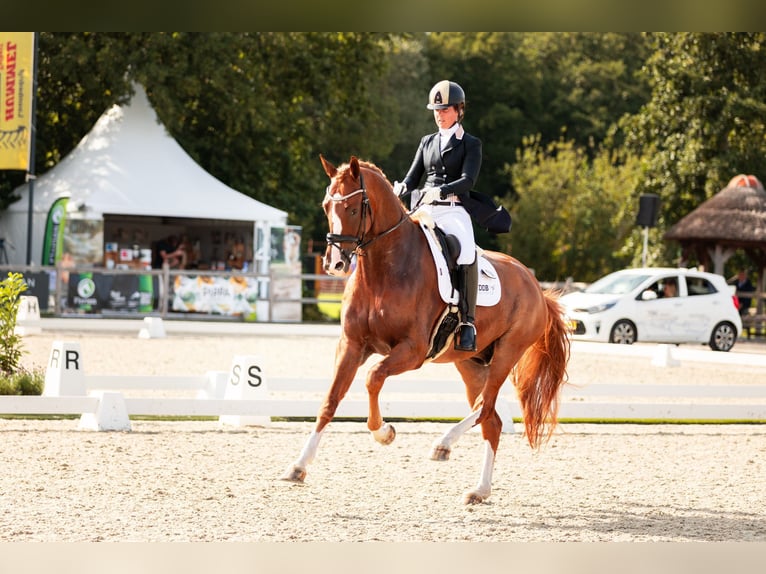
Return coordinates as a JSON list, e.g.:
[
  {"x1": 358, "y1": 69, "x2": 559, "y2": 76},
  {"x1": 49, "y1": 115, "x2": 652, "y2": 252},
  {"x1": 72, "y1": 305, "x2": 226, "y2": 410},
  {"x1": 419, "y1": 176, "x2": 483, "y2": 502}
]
[{"x1": 559, "y1": 267, "x2": 743, "y2": 351}]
